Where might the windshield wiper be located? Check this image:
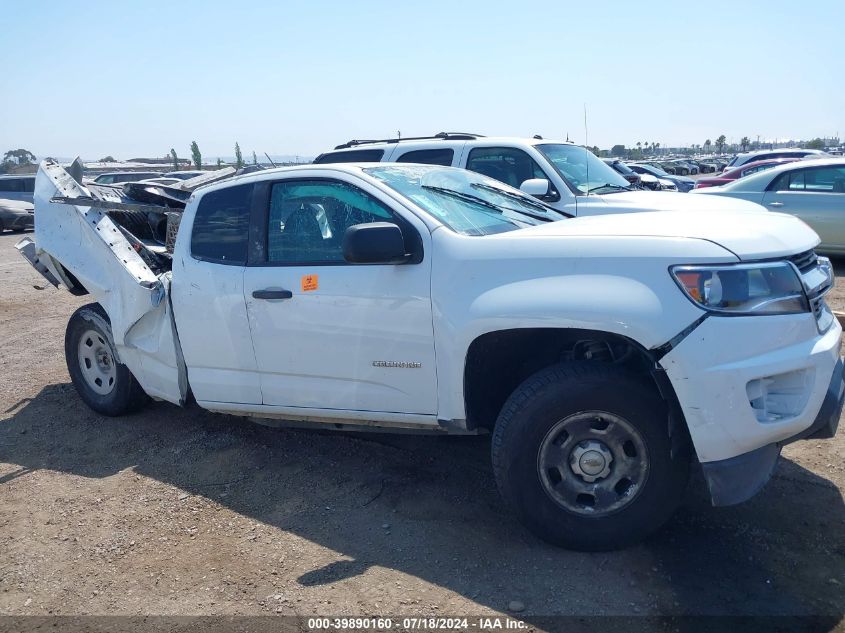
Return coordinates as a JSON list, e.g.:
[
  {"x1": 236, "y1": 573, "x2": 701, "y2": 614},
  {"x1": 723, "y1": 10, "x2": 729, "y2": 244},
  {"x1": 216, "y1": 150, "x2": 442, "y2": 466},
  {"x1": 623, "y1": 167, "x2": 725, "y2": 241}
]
[
  {"x1": 470, "y1": 182, "x2": 572, "y2": 218},
  {"x1": 421, "y1": 185, "x2": 553, "y2": 222},
  {"x1": 586, "y1": 183, "x2": 632, "y2": 194}
]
